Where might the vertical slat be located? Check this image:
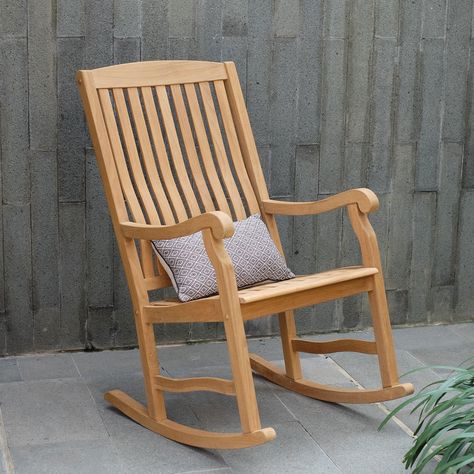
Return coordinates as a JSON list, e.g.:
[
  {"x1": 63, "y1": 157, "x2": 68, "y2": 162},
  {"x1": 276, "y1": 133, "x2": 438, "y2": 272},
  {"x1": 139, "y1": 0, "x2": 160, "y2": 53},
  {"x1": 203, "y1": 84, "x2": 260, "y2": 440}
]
[
  {"x1": 112, "y1": 88, "x2": 159, "y2": 278},
  {"x1": 213, "y1": 80, "x2": 260, "y2": 214},
  {"x1": 155, "y1": 85, "x2": 202, "y2": 218},
  {"x1": 184, "y1": 83, "x2": 232, "y2": 216},
  {"x1": 113, "y1": 88, "x2": 161, "y2": 224},
  {"x1": 199, "y1": 81, "x2": 246, "y2": 220},
  {"x1": 141, "y1": 86, "x2": 187, "y2": 223},
  {"x1": 98, "y1": 89, "x2": 145, "y2": 223},
  {"x1": 170, "y1": 84, "x2": 215, "y2": 212},
  {"x1": 127, "y1": 87, "x2": 174, "y2": 224},
  {"x1": 99, "y1": 89, "x2": 155, "y2": 278}
]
